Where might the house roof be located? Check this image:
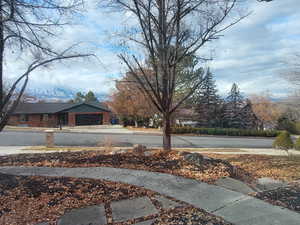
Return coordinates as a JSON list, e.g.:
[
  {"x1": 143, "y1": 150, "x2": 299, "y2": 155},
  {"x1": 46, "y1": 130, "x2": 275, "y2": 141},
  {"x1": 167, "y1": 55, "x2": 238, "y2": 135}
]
[{"x1": 13, "y1": 102, "x2": 110, "y2": 114}]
